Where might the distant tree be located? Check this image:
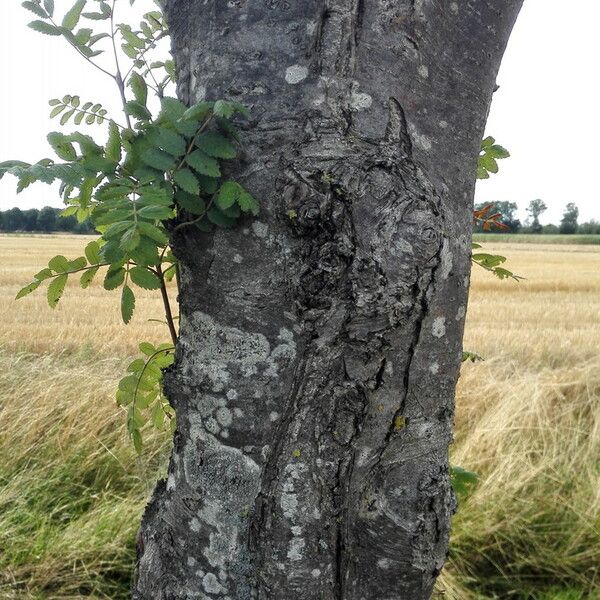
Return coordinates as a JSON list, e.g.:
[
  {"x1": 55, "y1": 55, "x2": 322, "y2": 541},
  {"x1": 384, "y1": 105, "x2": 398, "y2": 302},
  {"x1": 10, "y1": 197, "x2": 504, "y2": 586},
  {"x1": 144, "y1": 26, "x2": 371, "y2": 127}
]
[
  {"x1": 526, "y1": 199, "x2": 547, "y2": 233},
  {"x1": 579, "y1": 220, "x2": 600, "y2": 235},
  {"x1": 22, "y1": 209, "x2": 39, "y2": 232},
  {"x1": 36, "y1": 206, "x2": 57, "y2": 232},
  {"x1": 559, "y1": 203, "x2": 579, "y2": 234},
  {"x1": 542, "y1": 223, "x2": 559, "y2": 235},
  {"x1": 2, "y1": 207, "x2": 25, "y2": 231},
  {"x1": 474, "y1": 201, "x2": 521, "y2": 232}
]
